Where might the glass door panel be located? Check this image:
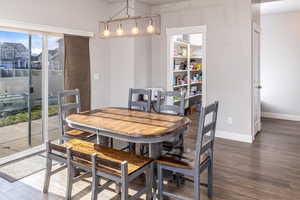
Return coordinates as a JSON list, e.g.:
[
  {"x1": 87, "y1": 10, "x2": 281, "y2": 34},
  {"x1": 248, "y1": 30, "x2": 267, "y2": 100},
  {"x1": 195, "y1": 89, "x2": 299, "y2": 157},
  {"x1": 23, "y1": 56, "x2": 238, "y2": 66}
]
[
  {"x1": 48, "y1": 35, "x2": 64, "y2": 141},
  {"x1": 0, "y1": 30, "x2": 43, "y2": 158}
]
